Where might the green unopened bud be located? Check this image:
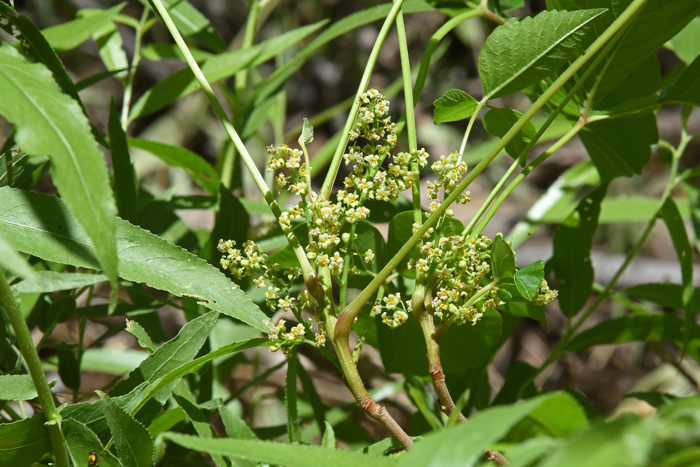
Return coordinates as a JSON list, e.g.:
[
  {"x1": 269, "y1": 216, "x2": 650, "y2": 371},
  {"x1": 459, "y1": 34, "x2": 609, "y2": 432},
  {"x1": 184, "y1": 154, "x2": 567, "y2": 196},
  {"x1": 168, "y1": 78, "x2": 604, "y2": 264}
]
[
  {"x1": 315, "y1": 218, "x2": 323, "y2": 227},
  {"x1": 342, "y1": 233, "x2": 351, "y2": 243},
  {"x1": 445, "y1": 208, "x2": 454, "y2": 217},
  {"x1": 306, "y1": 252, "x2": 317, "y2": 260}
]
